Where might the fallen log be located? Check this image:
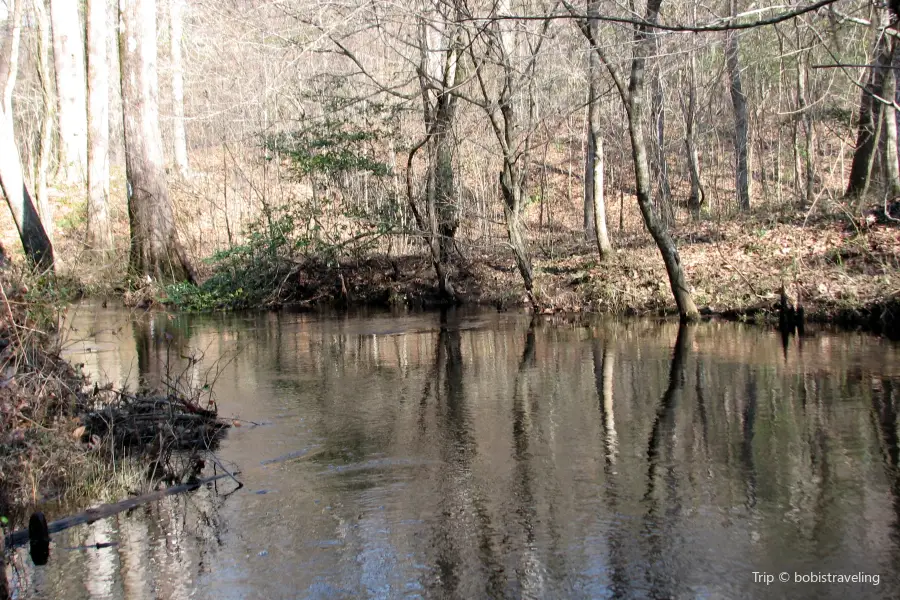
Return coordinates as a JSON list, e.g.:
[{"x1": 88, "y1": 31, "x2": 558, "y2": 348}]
[{"x1": 3, "y1": 472, "x2": 233, "y2": 551}]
